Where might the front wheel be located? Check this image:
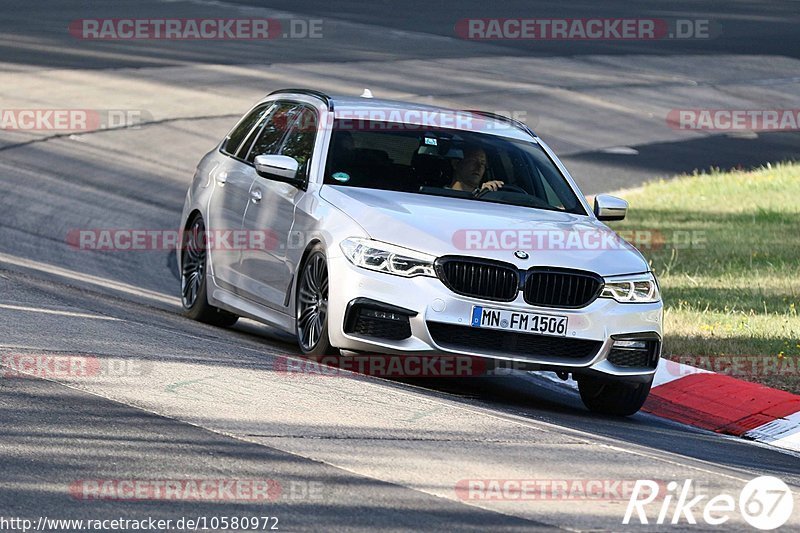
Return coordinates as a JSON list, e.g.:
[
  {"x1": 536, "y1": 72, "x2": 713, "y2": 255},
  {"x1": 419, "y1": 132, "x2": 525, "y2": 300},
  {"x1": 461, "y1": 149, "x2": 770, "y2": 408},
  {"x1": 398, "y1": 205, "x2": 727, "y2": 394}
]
[
  {"x1": 577, "y1": 375, "x2": 653, "y2": 416},
  {"x1": 296, "y1": 246, "x2": 333, "y2": 355}
]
